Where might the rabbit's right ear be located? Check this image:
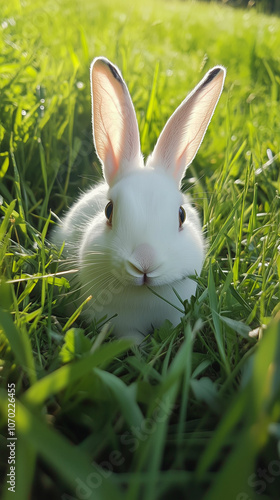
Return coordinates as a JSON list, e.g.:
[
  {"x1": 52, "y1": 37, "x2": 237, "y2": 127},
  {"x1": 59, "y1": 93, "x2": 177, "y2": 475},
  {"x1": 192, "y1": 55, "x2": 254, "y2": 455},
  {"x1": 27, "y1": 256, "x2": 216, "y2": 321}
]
[
  {"x1": 147, "y1": 66, "x2": 226, "y2": 185},
  {"x1": 91, "y1": 57, "x2": 142, "y2": 186}
]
